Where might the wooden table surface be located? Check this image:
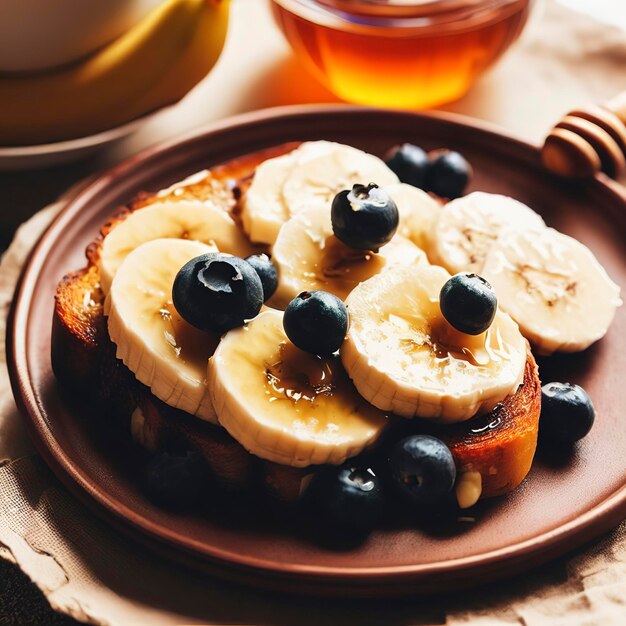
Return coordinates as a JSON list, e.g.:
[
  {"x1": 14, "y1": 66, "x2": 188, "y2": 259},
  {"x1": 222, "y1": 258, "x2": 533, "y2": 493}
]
[{"x1": 0, "y1": 0, "x2": 622, "y2": 624}]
